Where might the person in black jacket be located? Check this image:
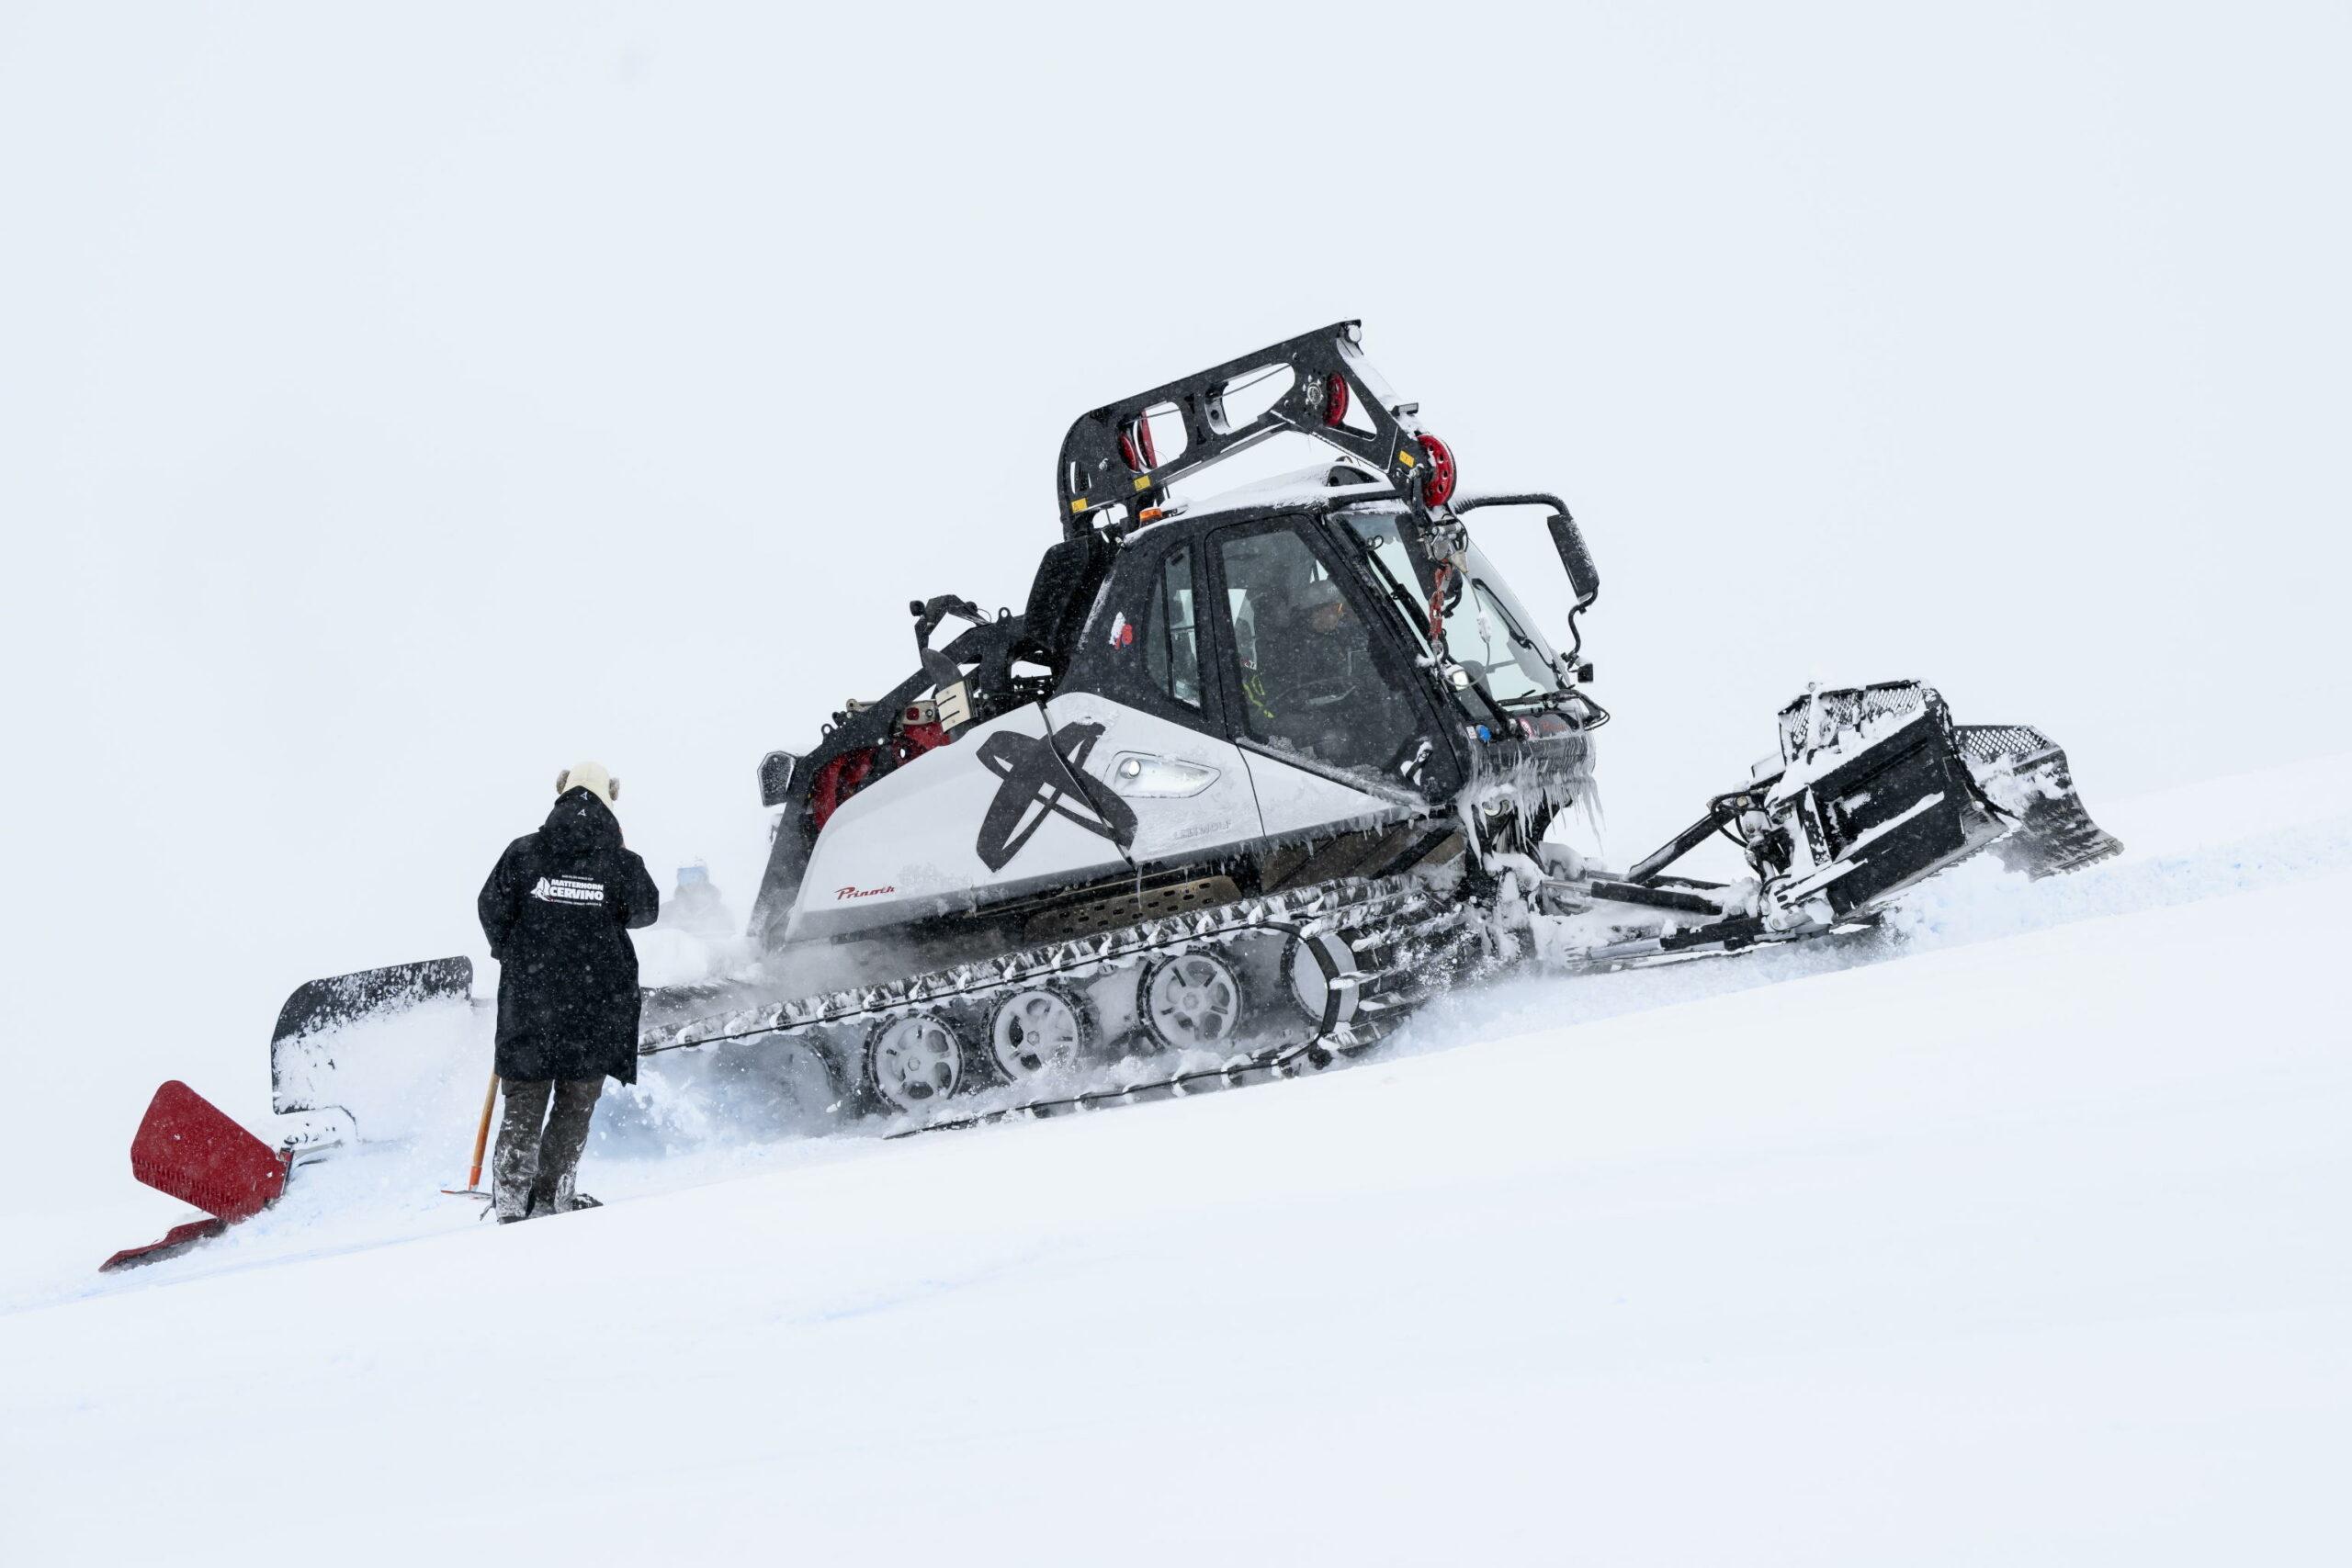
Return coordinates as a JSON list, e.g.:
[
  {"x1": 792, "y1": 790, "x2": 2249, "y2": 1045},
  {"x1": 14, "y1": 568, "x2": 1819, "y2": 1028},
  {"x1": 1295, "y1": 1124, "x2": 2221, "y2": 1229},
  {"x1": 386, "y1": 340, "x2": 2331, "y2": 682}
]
[{"x1": 477, "y1": 761, "x2": 660, "y2": 1222}]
